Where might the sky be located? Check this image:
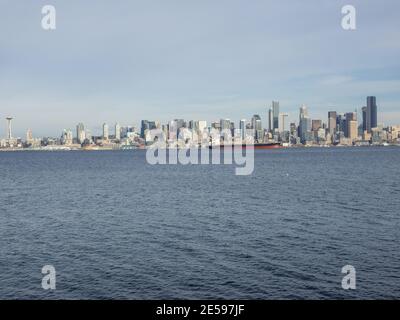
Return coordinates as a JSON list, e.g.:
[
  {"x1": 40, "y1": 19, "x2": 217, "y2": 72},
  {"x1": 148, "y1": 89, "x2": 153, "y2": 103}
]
[{"x1": 1, "y1": 0, "x2": 400, "y2": 137}]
